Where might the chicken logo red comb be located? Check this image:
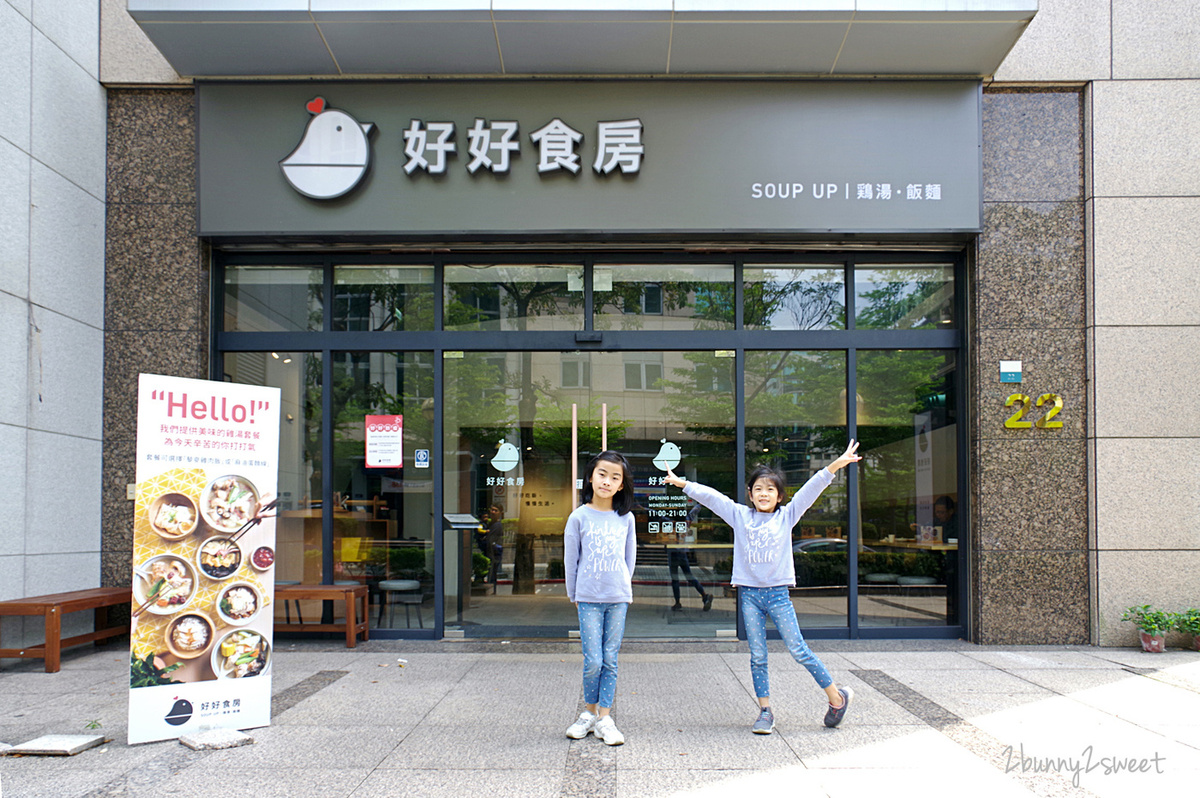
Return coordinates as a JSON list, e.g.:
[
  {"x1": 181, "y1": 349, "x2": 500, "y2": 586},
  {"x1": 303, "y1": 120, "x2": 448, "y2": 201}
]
[{"x1": 306, "y1": 97, "x2": 326, "y2": 115}]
